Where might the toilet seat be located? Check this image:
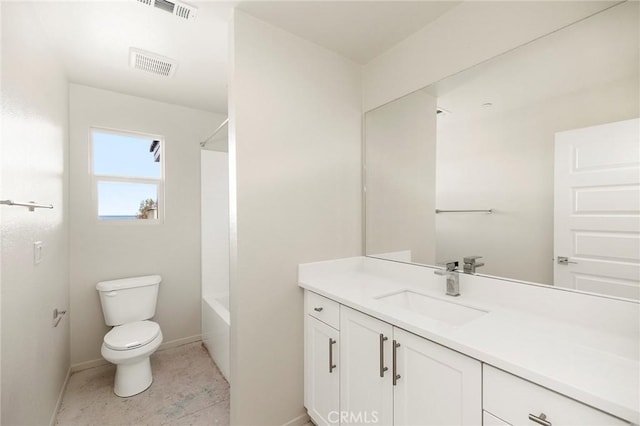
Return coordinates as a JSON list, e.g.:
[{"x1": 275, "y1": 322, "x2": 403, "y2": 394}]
[{"x1": 104, "y1": 320, "x2": 160, "y2": 351}]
